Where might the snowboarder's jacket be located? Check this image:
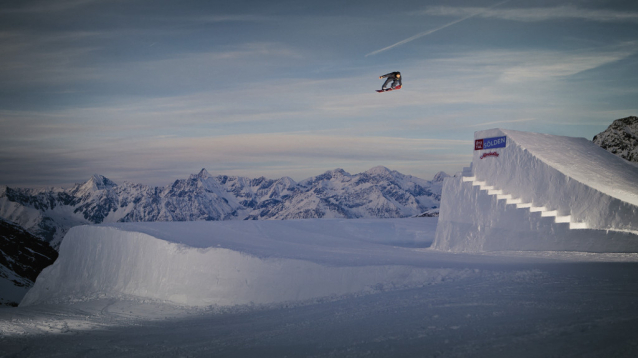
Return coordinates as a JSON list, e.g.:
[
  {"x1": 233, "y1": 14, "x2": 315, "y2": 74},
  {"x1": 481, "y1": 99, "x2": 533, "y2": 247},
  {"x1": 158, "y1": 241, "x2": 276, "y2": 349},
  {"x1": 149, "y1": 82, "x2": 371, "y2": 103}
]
[
  {"x1": 380, "y1": 71, "x2": 402, "y2": 88},
  {"x1": 380, "y1": 72, "x2": 401, "y2": 80}
]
